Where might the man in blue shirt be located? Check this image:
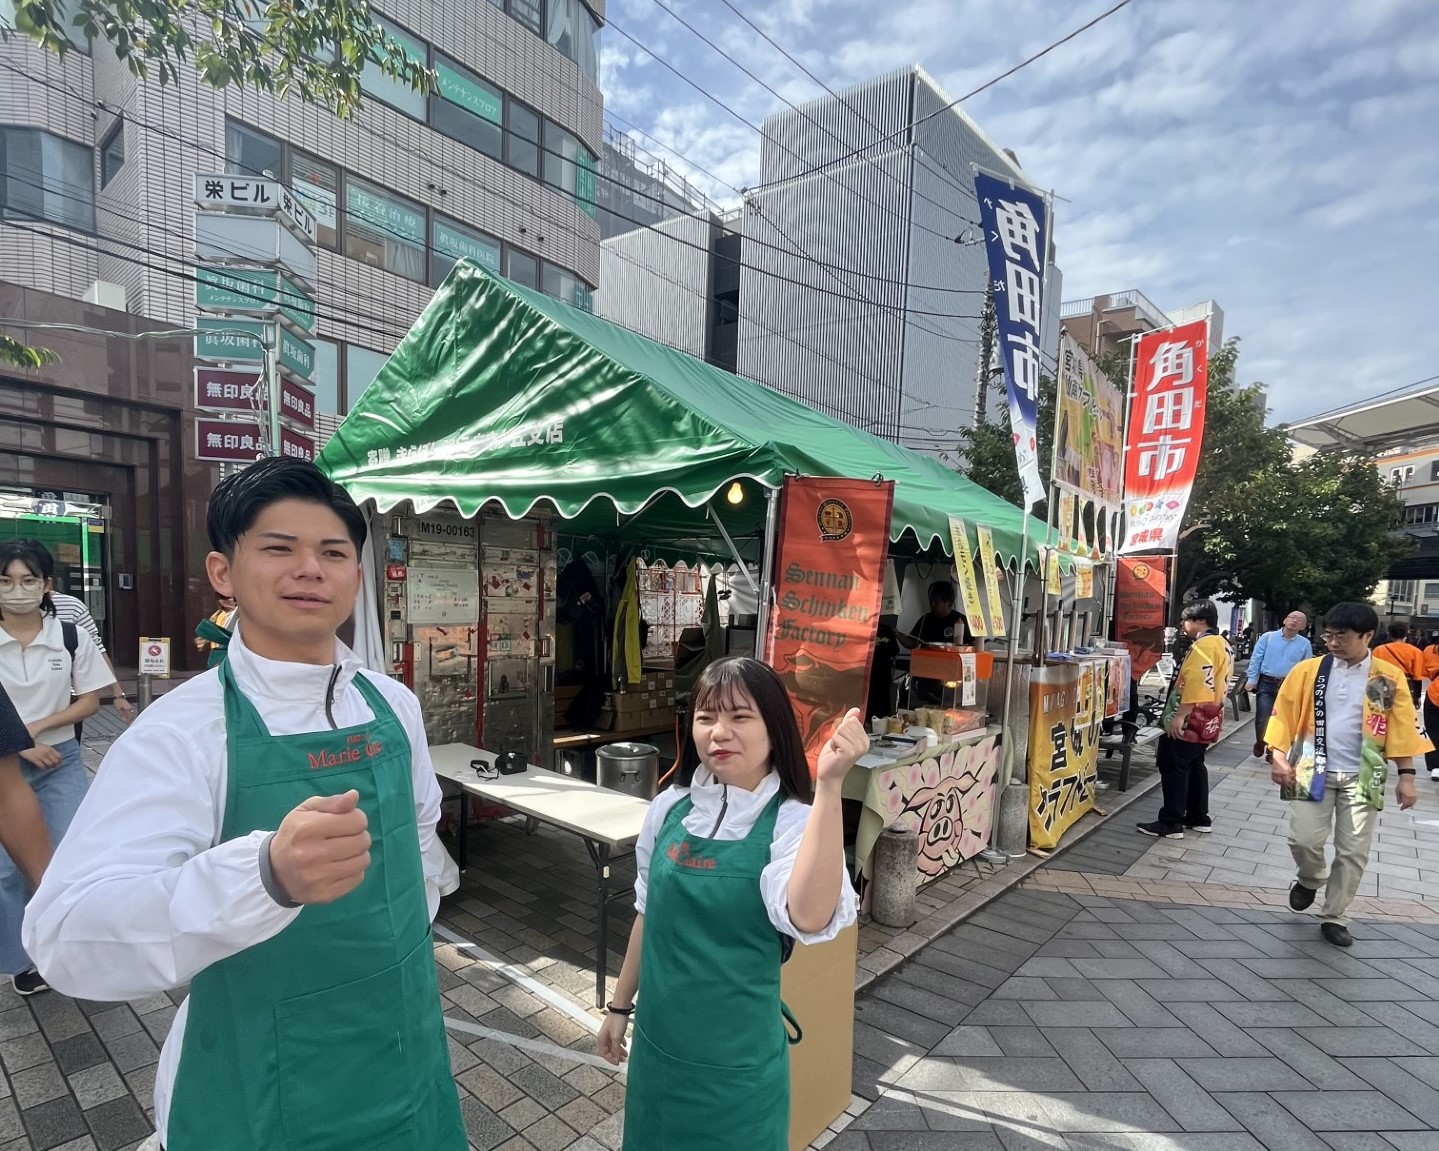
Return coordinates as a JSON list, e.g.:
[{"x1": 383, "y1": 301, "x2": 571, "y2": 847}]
[{"x1": 1245, "y1": 610, "x2": 1311, "y2": 759}]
